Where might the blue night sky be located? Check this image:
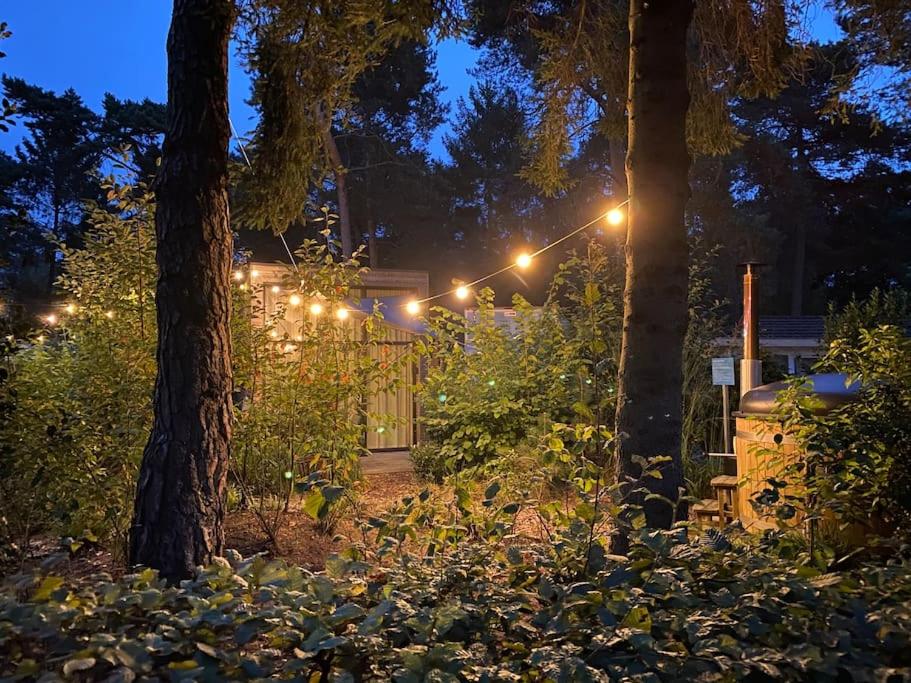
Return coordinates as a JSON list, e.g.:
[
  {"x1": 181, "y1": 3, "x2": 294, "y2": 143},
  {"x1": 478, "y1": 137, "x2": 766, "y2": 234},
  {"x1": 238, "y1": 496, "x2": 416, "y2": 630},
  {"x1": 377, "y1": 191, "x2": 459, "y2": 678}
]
[
  {"x1": 1, "y1": 2, "x2": 839, "y2": 161},
  {"x1": 0, "y1": 1, "x2": 479, "y2": 160}
]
